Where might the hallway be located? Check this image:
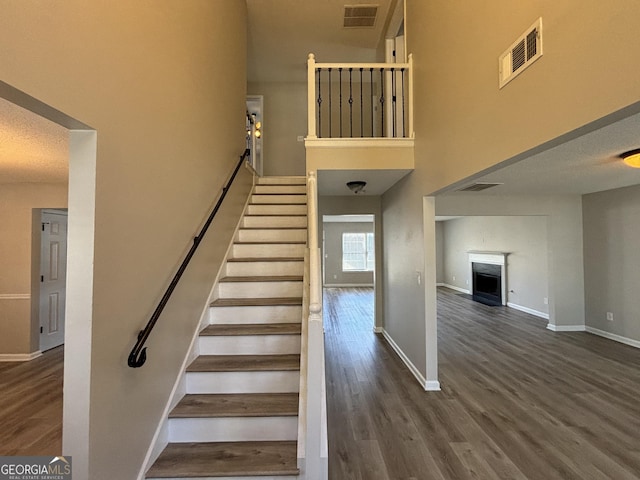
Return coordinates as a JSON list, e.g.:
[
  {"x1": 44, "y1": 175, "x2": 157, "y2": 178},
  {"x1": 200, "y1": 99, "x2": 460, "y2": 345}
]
[{"x1": 324, "y1": 287, "x2": 640, "y2": 480}]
